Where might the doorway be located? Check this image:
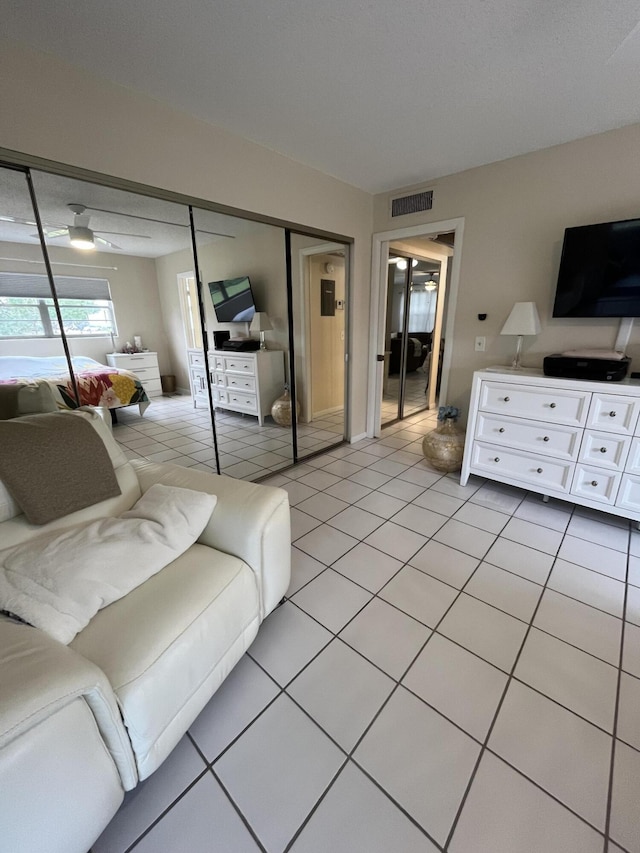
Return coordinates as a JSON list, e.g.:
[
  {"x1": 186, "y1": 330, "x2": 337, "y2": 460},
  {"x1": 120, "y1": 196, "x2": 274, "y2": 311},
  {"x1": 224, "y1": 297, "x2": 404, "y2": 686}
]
[
  {"x1": 382, "y1": 252, "x2": 440, "y2": 425},
  {"x1": 368, "y1": 218, "x2": 464, "y2": 437}
]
